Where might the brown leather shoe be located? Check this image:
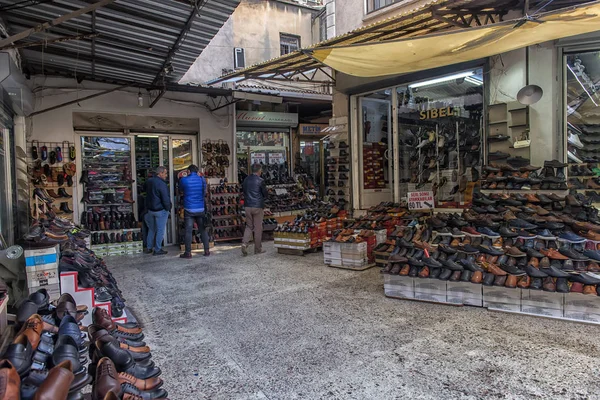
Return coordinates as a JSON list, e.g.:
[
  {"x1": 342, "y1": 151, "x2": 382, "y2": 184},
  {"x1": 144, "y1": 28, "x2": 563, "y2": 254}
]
[
  {"x1": 587, "y1": 179, "x2": 600, "y2": 189},
  {"x1": 33, "y1": 360, "x2": 74, "y2": 400},
  {"x1": 118, "y1": 372, "x2": 163, "y2": 392},
  {"x1": 93, "y1": 308, "x2": 142, "y2": 335},
  {"x1": 0, "y1": 360, "x2": 20, "y2": 400},
  {"x1": 541, "y1": 249, "x2": 569, "y2": 260},
  {"x1": 93, "y1": 358, "x2": 121, "y2": 400},
  {"x1": 525, "y1": 194, "x2": 540, "y2": 203},
  {"x1": 529, "y1": 257, "x2": 540, "y2": 268},
  {"x1": 505, "y1": 246, "x2": 526, "y2": 258},
  {"x1": 583, "y1": 285, "x2": 597, "y2": 295},
  {"x1": 543, "y1": 277, "x2": 556, "y2": 292},
  {"x1": 517, "y1": 275, "x2": 531, "y2": 289},
  {"x1": 398, "y1": 264, "x2": 409, "y2": 276},
  {"x1": 483, "y1": 262, "x2": 508, "y2": 276},
  {"x1": 418, "y1": 266, "x2": 430, "y2": 279},
  {"x1": 505, "y1": 275, "x2": 518, "y2": 288},
  {"x1": 588, "y1": 262, "x2": 600, "y2": 273},
  {"x1": 585, "y1": 231, "x2": 600, "y2": 241},
  {"x1": 120, "y1": 342, "x2": 151, "y2": 353},
  {"x1": 571, "y1": 282, "x2": 584, "y2": 293},
  {"x1": 18, "y1": 314, "x2": 45, "y2": 350},
  {"x1": 449, "y1": 271, "x2": 461, "y2": 281},
  {"x1": 103, "y1": 392, "x2": 120, "y2": 400},
  {"x1": 494, "y1": 275, "x2": 507, "y2": 286},
  {"x1": 122, "y1": 393, "x2": 167, "y2": 400},
  {"x1": 471, "y1": 271, "x2": 483, "y2": 284},
  {"x1": 503, "y1": 211, "x2": 517, "y2": 221}
]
